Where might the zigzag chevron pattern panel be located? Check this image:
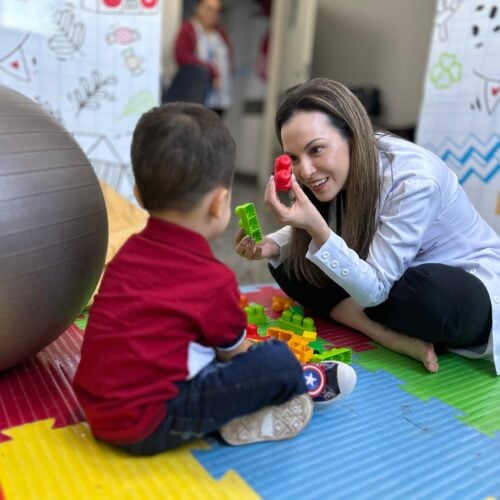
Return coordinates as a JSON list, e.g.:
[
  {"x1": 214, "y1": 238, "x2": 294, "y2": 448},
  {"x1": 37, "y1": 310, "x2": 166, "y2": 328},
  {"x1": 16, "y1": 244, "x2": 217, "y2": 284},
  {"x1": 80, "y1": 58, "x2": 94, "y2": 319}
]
[{"x1": 417, "y1": 0, "x2": 500, "y2": 232}]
